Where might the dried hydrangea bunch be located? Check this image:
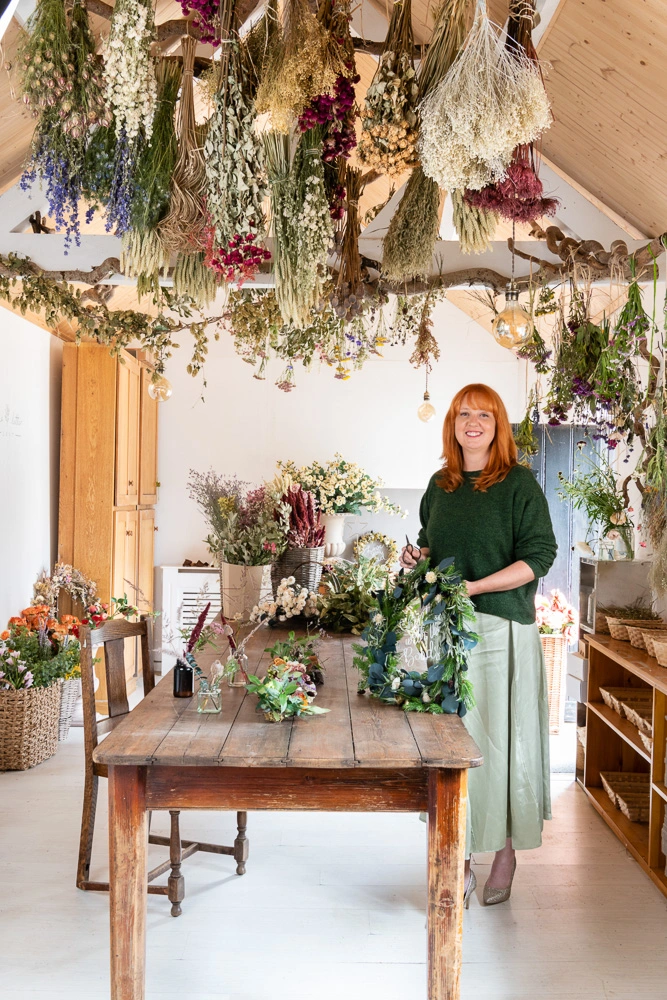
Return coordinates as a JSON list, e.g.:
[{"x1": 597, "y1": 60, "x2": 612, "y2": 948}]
[
  {"x1": 419, "y1": 4, "x2": 551, "y2": 191},
  {"x1": 451, "y1": 189, "x2": 498, "y2": 254},
  {"x1": 205, "y1": 43, "x2": 268, "y2": 283},
  {"x1": 103, "y1": 0, "x2": 157, "y2": 143},
  {"x1": 358, "y1": 0, "x2": 419, "y2": 176}
]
